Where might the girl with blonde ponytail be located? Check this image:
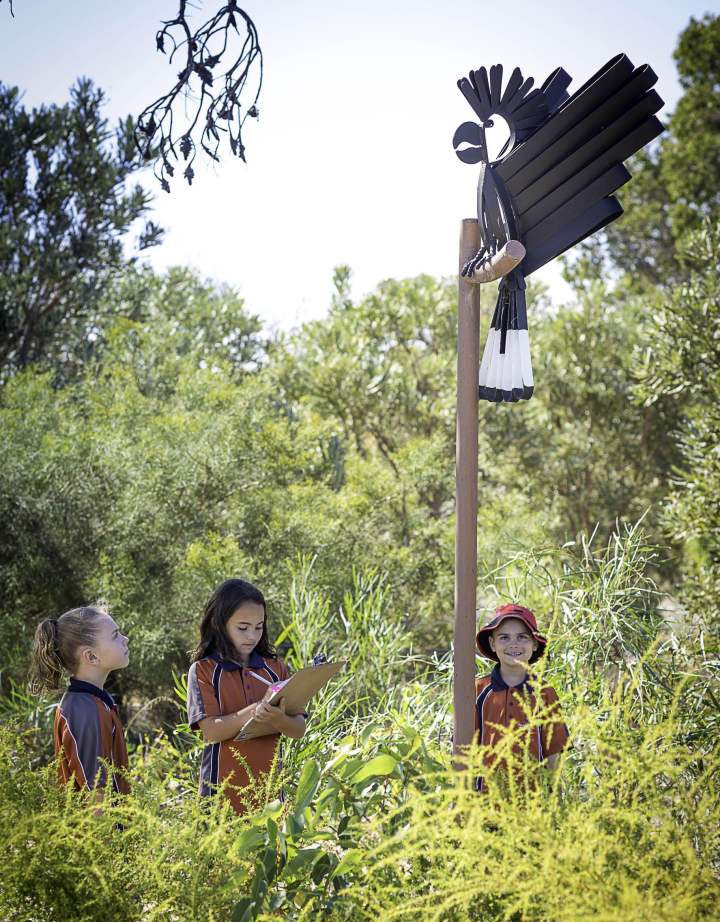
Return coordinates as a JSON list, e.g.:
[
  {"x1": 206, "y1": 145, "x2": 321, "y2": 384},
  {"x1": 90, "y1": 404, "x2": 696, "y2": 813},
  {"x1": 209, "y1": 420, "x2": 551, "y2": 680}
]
[{"x1": 29, "y1": 605, "x2": 131, "y2": 799}]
